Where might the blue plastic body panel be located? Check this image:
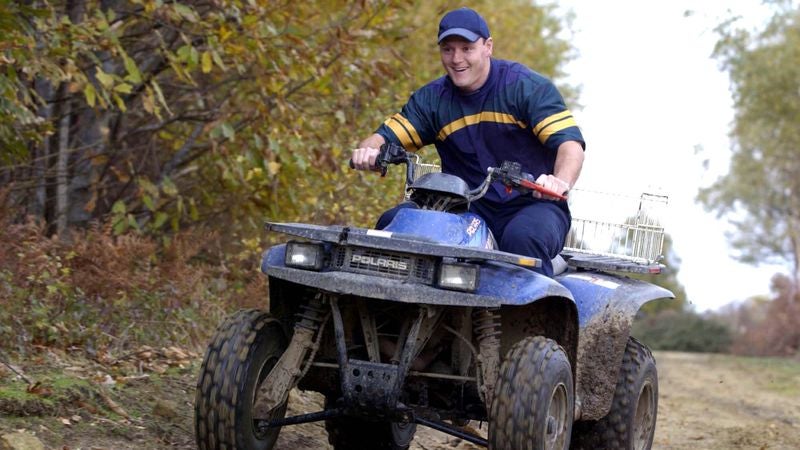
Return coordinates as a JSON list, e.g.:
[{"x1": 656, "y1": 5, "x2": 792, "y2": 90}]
[
  {"x1": 555, "y1": 270, "x2": 673, "y2": 419},
  {"x1": 383, "y1": 209, "x2": 495, "y2": 249}
]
